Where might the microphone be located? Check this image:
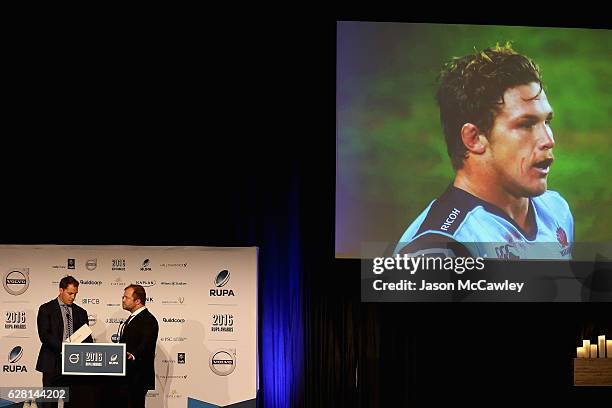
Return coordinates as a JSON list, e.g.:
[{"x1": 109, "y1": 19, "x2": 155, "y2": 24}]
[{"x1": 114, "y1": 320, "x2": 125, "y2": 343}]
